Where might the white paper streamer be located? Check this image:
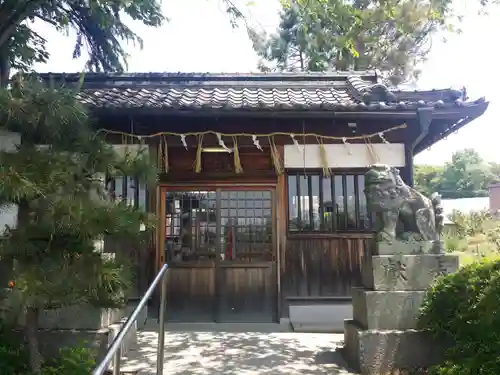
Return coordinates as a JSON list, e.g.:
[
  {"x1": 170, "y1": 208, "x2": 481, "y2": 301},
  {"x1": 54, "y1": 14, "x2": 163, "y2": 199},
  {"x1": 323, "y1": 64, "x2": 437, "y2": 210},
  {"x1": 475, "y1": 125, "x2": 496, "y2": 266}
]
[
  {"x1": 342, "y1": 137, "x2": 352, "y2": 155},
  {"x1": 290, "y1": 134, "x2": 302, "y2": 155},
  {"x1": 252, "y1": 135, "x2": 263, "y2": 151},
  {"x1": 378, "y1": 132, "x2": 389, "y2": 144},
  {"x1": 180, "y1": 134, "x2": 188, "y2": 150},
  {"x1": 216, "y1": 133, "x2": 232, "y2": 153}
]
